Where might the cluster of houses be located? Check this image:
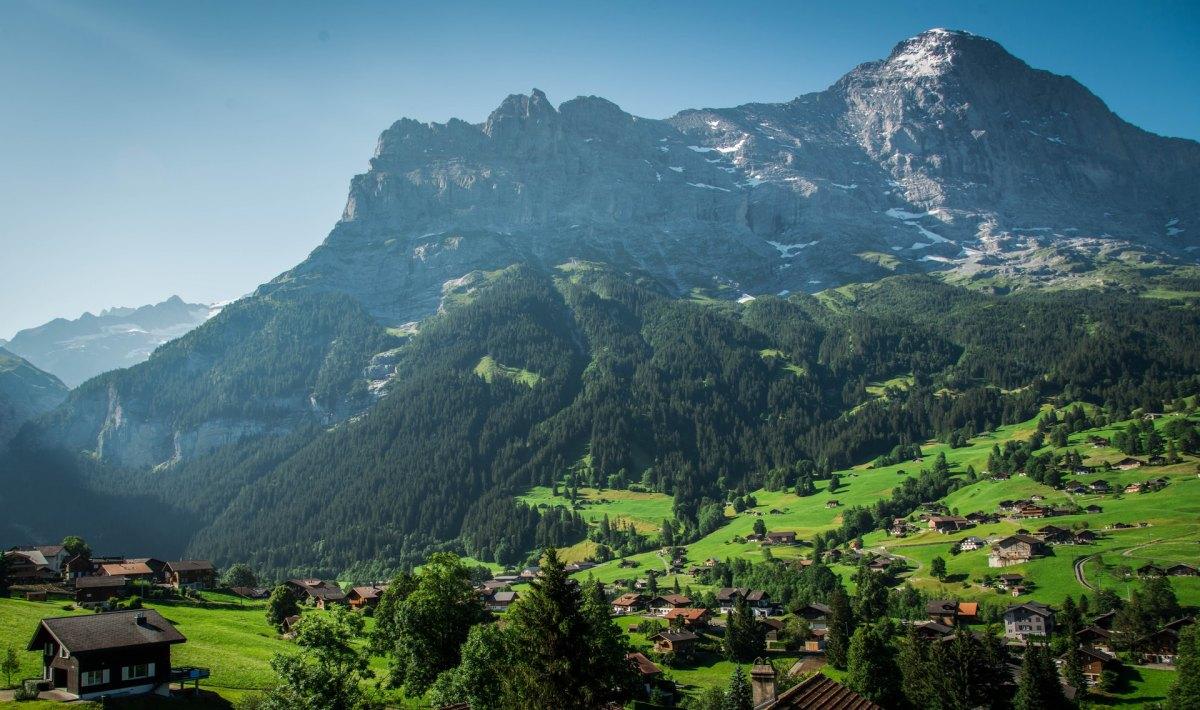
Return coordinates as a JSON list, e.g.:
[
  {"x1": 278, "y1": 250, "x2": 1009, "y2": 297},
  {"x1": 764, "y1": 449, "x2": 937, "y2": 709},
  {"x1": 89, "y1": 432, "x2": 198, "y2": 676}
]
[{"x1": 4, "y1": 545, "x2": 217, "y2": 605}]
